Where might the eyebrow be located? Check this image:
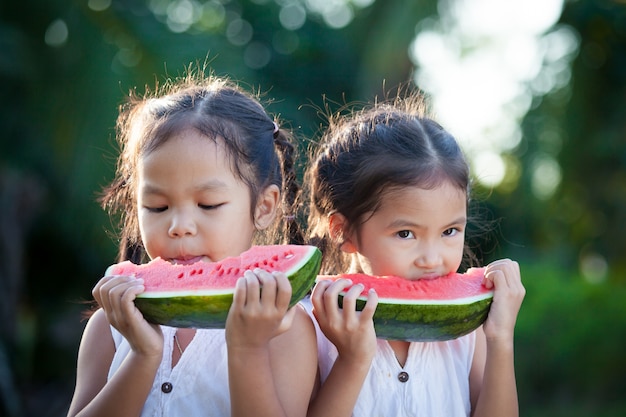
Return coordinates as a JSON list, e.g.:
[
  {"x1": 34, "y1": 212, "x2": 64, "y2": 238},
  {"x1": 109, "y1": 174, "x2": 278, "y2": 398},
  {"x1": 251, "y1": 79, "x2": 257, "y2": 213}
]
[
  {"x1": 388, "y1": 216, "x2": 467, "y2": 230},
  {"x1": 140, "y1": 180, "x2": 229, "y2": 195}
]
